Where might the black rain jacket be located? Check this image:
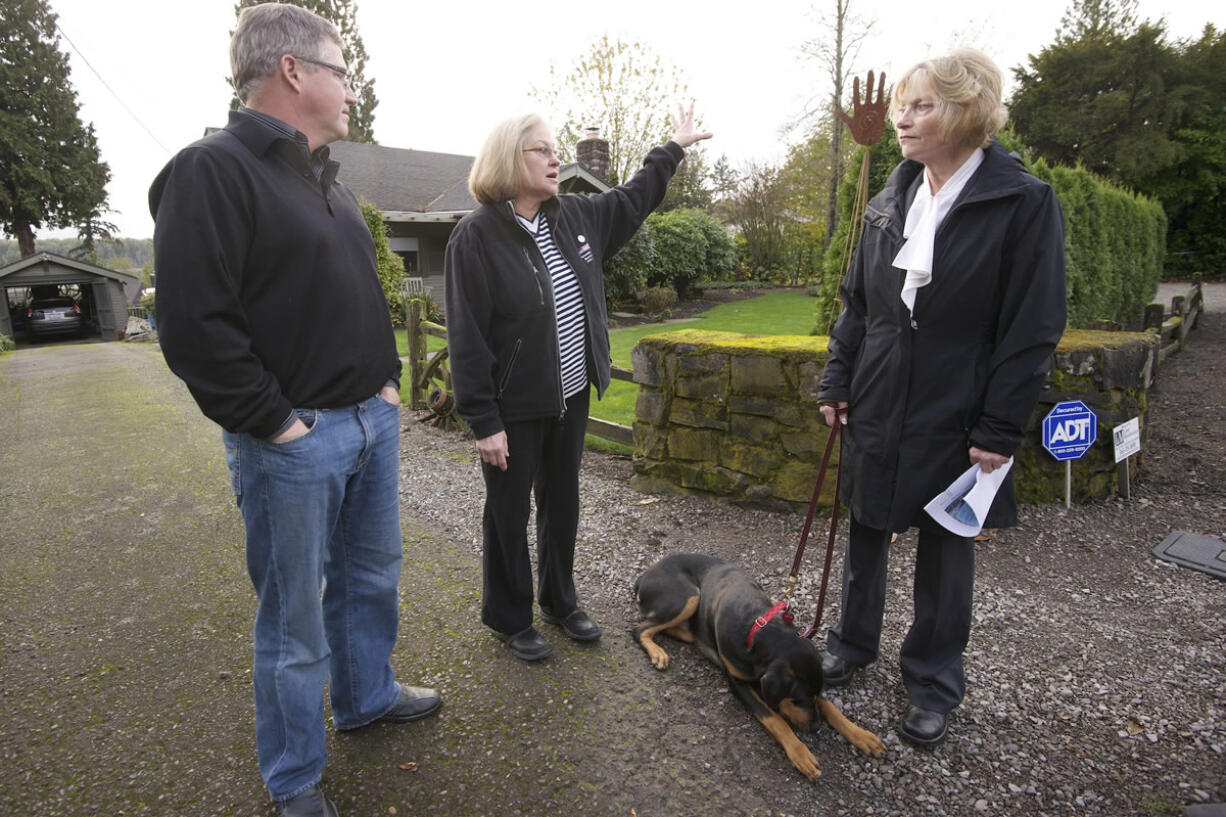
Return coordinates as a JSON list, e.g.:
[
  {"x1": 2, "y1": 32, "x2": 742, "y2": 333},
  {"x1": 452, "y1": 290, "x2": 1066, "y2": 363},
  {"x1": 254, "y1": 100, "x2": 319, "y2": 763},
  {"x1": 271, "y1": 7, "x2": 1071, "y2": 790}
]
[{"x1": 819, "y1": 139, "x2": 1067, "y2": 532}]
